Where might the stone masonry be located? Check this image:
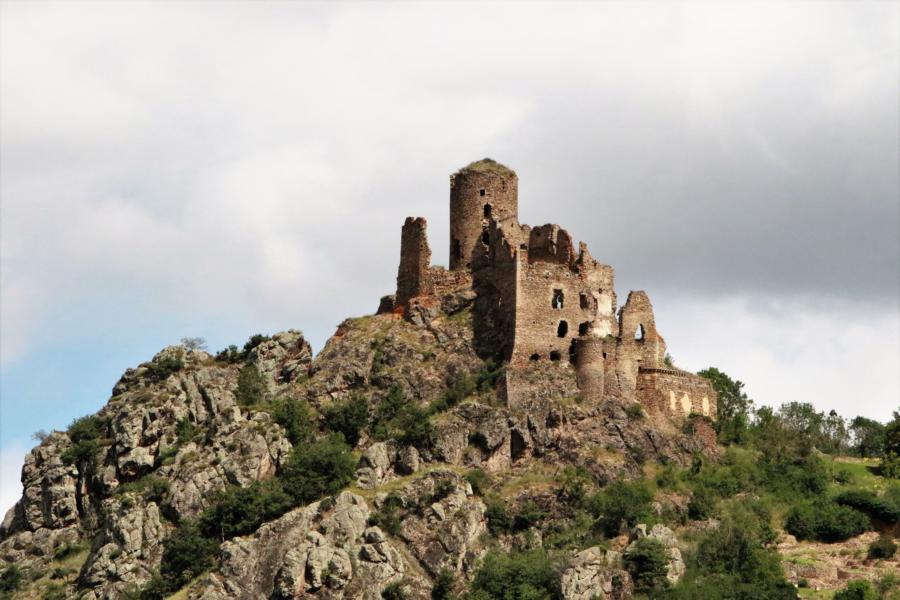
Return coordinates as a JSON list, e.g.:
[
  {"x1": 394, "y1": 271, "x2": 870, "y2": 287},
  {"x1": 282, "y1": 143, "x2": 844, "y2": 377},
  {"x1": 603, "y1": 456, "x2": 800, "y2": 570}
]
[{"x1": 392, "y1": 158, "x2": 716, "y2": 422}]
